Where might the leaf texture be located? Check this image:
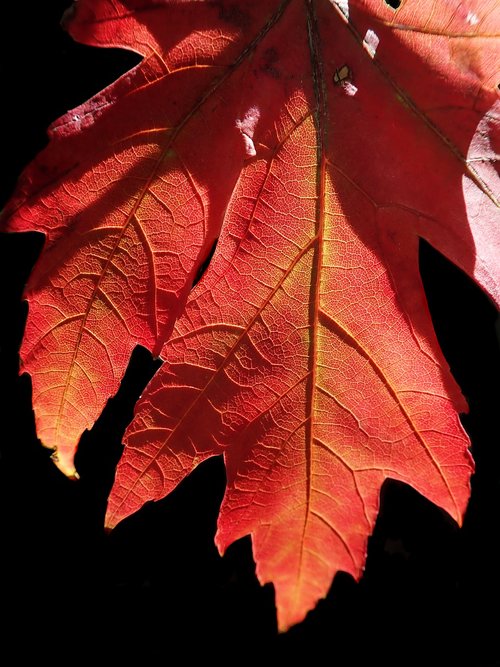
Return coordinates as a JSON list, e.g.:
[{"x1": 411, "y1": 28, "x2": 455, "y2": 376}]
[{"x1": 3, "y1": 0, "x2": 500, "y2": 629}]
